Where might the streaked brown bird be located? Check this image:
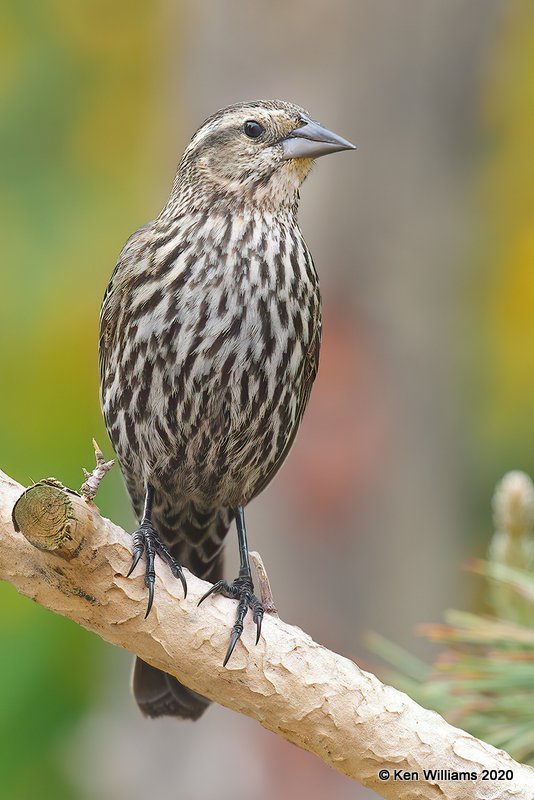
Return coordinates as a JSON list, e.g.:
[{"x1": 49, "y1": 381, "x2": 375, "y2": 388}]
[{"x1": 99, "y1": 100, "x2": 355, "y2": 719}]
